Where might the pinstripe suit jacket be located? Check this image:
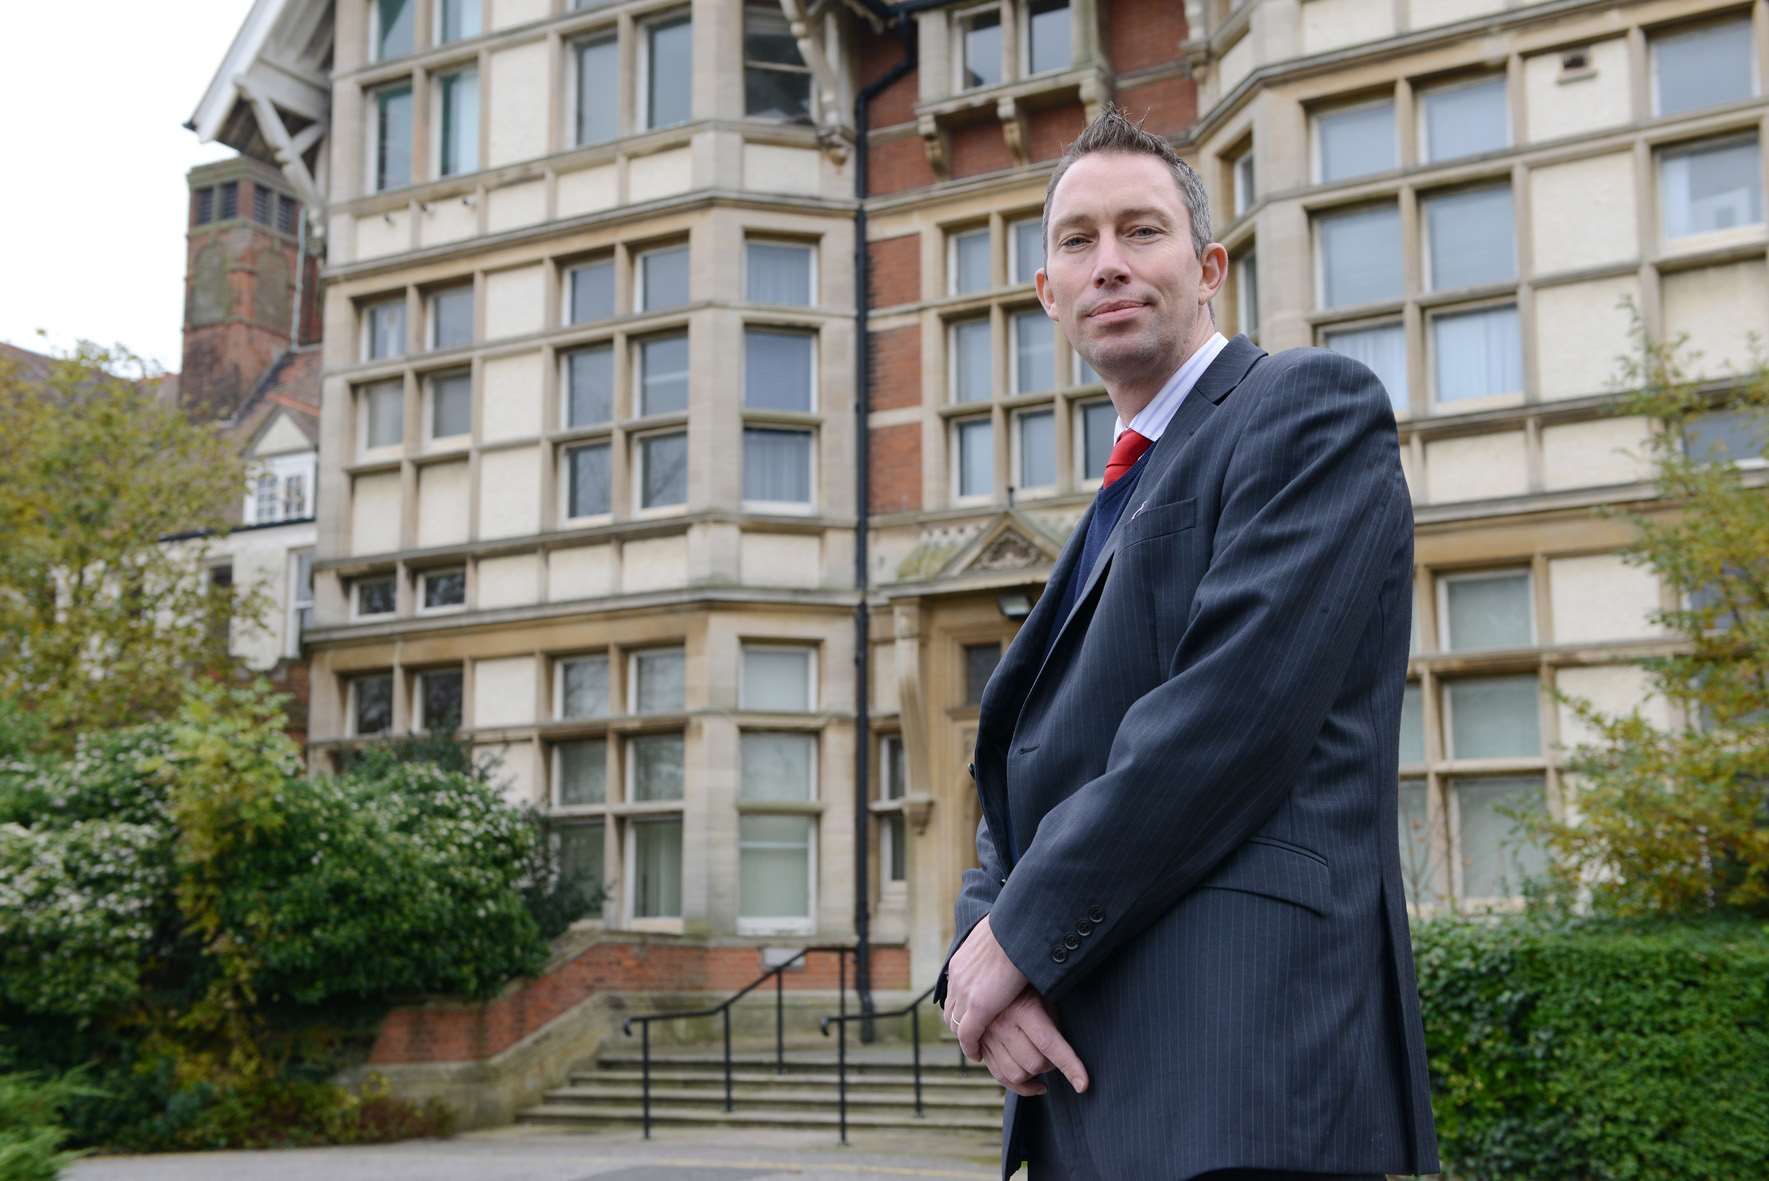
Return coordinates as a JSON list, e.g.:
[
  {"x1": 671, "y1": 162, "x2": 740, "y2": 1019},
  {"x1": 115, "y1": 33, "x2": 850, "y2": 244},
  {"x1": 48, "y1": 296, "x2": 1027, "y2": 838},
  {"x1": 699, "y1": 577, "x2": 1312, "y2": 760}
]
[{"x1": 934, "y1": 336, "x2": 1440, "y2": 1180}]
